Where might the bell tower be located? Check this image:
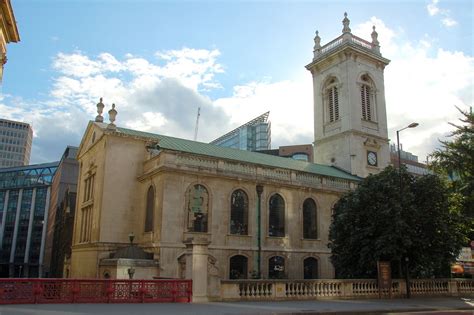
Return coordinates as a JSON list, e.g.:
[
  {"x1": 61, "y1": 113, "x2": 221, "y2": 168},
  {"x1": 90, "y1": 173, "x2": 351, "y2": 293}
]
[{"x1": 306, "y1": 13, "x2": 391, "y2": 178}]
